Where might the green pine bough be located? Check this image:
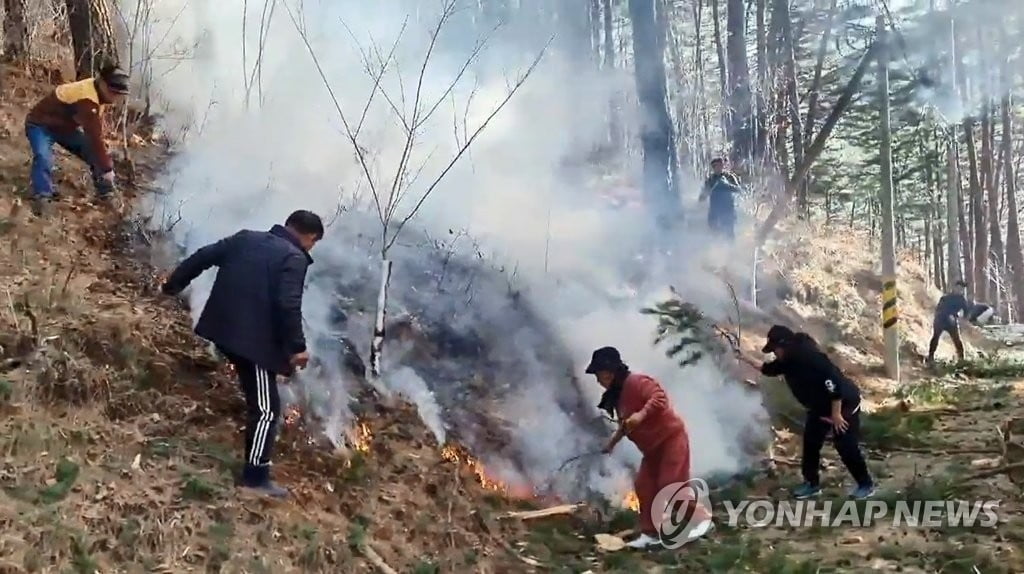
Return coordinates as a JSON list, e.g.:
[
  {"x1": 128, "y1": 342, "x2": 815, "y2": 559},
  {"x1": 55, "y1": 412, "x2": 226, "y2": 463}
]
[{"x1": 641, "y1": 296, "x2": 736, "y2": 368}]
